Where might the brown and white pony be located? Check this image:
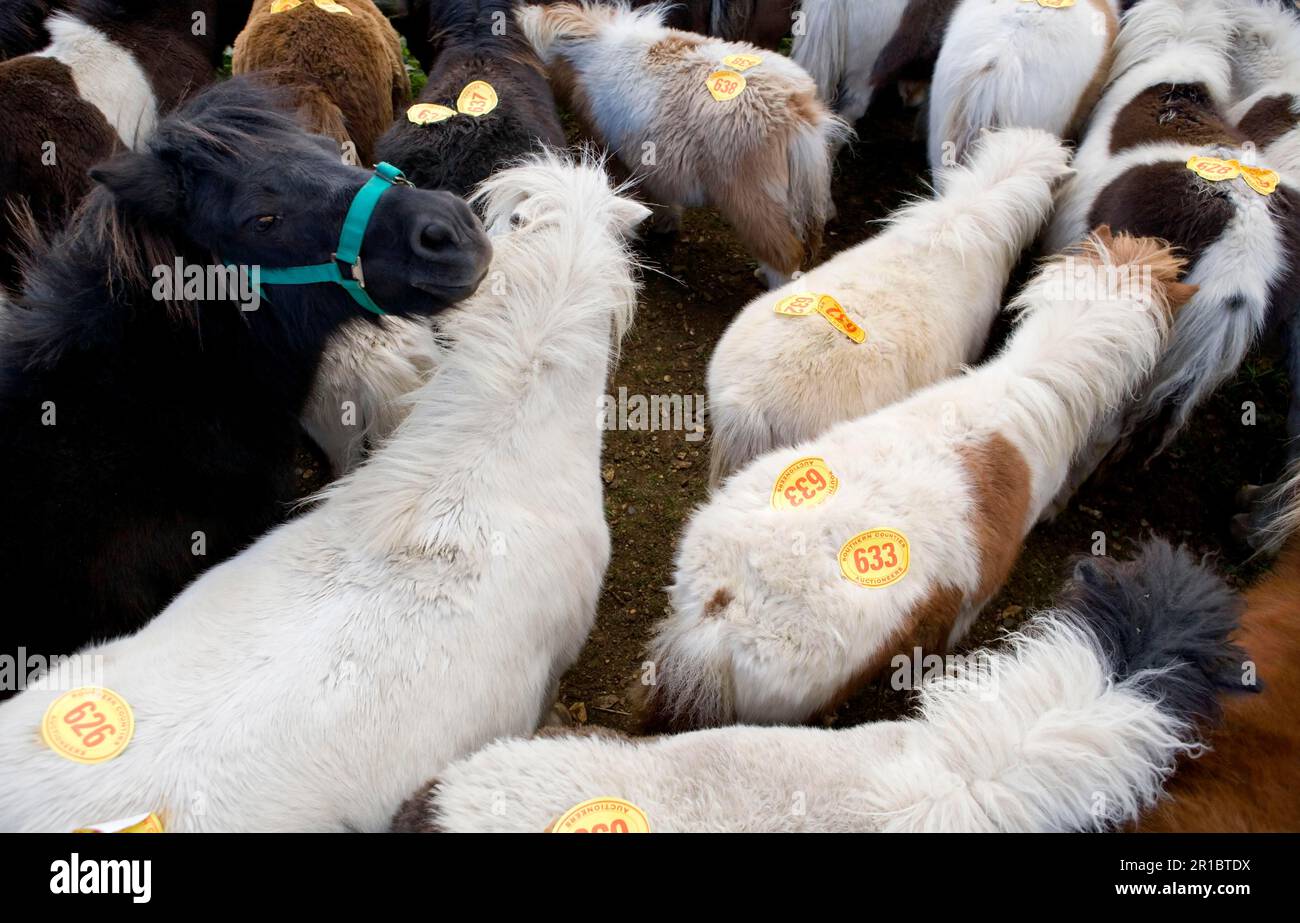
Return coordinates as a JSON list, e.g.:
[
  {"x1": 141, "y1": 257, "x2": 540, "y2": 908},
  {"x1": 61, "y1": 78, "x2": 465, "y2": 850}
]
[
  {"x1": 233, "y1": 0, "x2": 410, "y2": 167},
  {"x1": 0, "y1": 0, "x2": 252, "y2": 291},
  {"x1": 517, "y1": 1, "x2": 847, "y2": 287},
  {"x1": 1043, "y1": 0, "x2": 1300, "y2": 522}
]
